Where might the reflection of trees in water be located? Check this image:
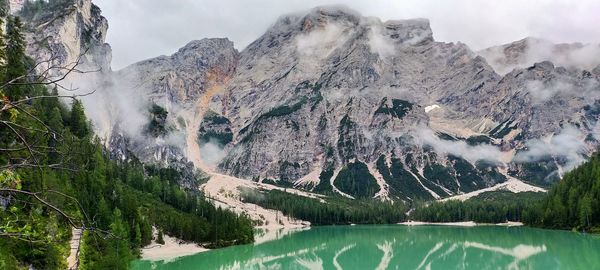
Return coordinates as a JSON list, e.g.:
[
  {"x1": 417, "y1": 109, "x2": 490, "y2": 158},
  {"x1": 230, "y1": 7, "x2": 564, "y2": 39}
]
[
  {"x1": 135, "y1": 226, "x2": 600, "y2": 270},
  {"x1": 254, "y1": 227, "x2": 310, "y2": 244}
]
